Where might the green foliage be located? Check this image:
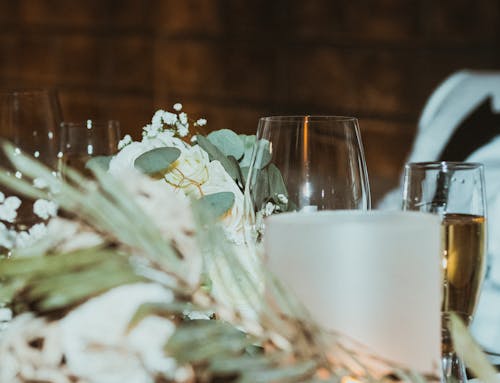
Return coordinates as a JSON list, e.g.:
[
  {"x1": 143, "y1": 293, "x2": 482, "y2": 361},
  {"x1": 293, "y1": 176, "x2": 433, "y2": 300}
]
[
  {"x1": 0, "y1": 249, "x2": 144, "y2": 313},
  {"x1": 197, "y1": 192, "x2": 235, "y2": 218},
  {"x1": 134, "y1": 147, "x2": 181, "y2": 175},
  {"x1": 196, "y1": 135, "x2": 240, "y2": 180},
  {"x1": 238, "y1": 134, "x2": 257, "y2": 168},
  {"x1": 86, "y1": 155, "x2": 112, "y2": 171},
  {"x1": 208, "y1": 129, "x2": 245, "y2": 160}
]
